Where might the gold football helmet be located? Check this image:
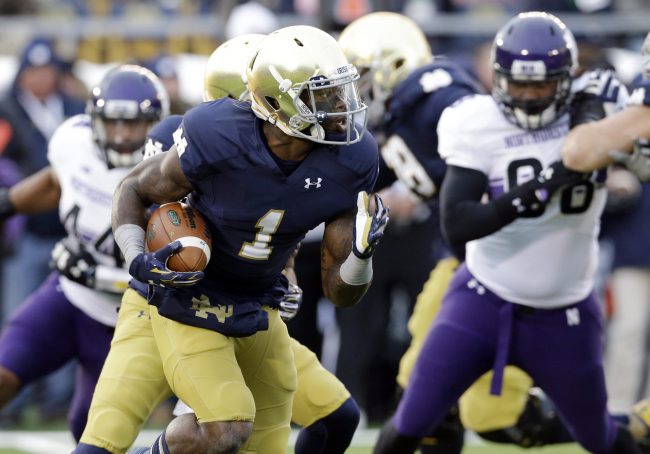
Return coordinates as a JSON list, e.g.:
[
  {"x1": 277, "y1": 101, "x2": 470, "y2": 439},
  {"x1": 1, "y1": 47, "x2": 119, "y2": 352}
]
[
  {"x1": 203, "y1": 34, "x2": 266, "y2": 102},
  {"x1": 246, "y1": 25, "x2": 367, "y2": 145},
  {"x1": 338, "y1": 12, "x2": 431, "y2": 126}
]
